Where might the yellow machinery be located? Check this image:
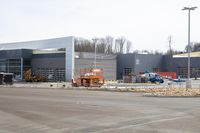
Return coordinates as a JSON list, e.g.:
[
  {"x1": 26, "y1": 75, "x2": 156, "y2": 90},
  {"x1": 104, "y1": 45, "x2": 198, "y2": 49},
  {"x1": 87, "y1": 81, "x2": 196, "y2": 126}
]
[{"x1": 24, "y1": 69, "x2": 46, "y2": 82}]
